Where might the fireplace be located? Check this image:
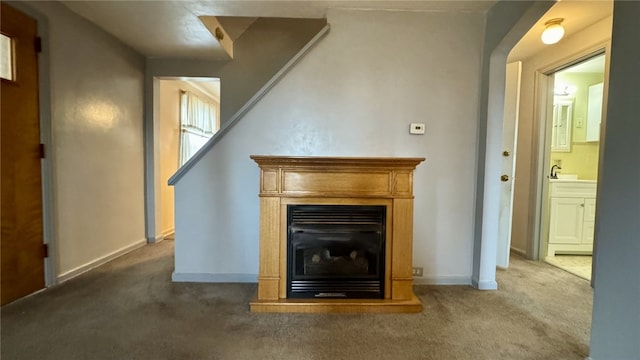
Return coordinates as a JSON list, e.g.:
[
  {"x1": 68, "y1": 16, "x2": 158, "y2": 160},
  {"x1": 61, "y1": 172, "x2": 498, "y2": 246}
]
[
  {"x1": 287, "y1": 205, "x2": 385, "y2": 299},
  {"x1": 250, "y1": 155, "x2": 424, "y2": 313}
]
